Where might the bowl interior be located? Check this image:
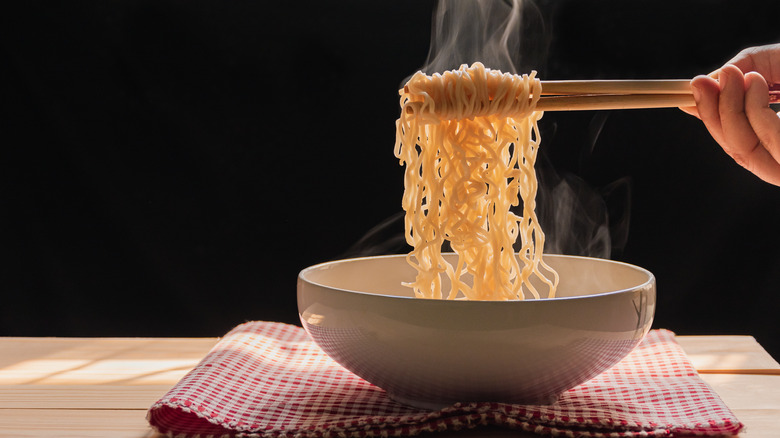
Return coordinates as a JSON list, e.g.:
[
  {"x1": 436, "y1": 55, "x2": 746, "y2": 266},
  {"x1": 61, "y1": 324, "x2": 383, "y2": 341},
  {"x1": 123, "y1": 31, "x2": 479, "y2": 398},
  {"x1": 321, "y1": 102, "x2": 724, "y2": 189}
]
[{"x1": 301, "y1": 253, "x2": 652, "y2": 299}]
